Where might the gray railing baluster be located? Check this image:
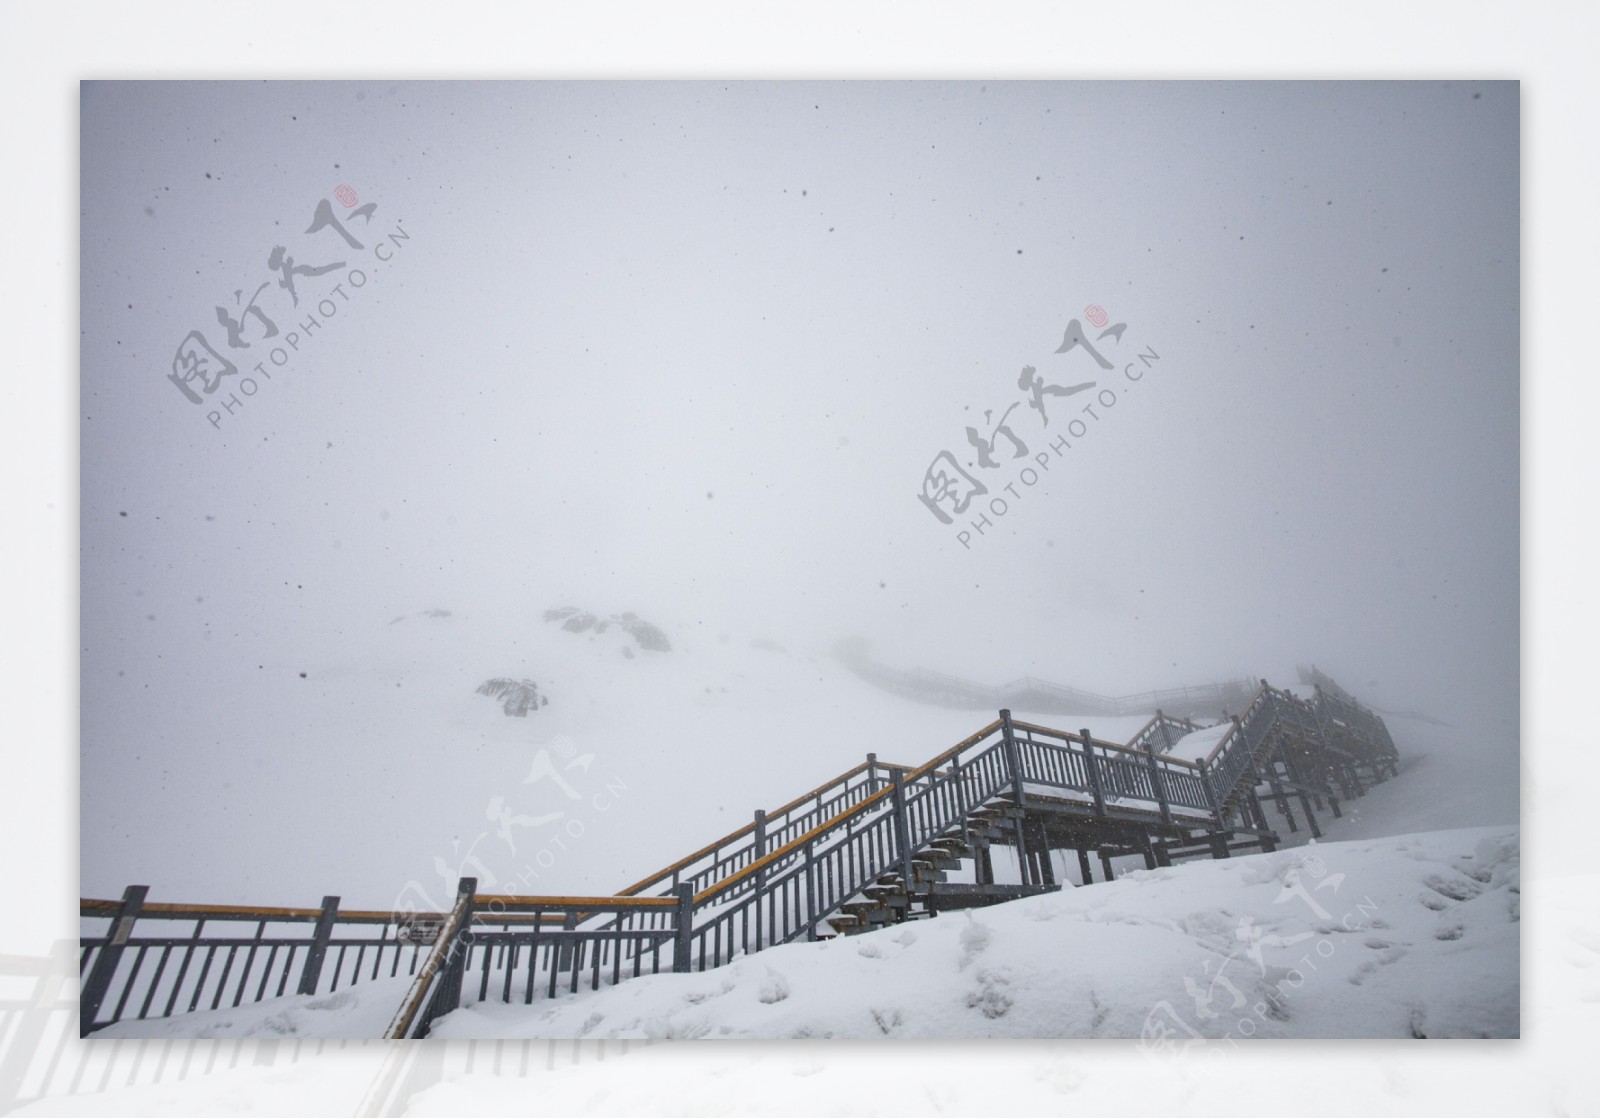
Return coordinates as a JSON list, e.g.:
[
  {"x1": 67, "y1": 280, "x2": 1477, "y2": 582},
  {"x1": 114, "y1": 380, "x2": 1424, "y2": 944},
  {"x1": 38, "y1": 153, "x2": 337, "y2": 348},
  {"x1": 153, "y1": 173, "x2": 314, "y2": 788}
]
[
  {"x1": 1143, "y1": 741, "x2": 1173, "y2": 825},
  {"x1": 890, "y1": 768, "x2": 914, "y2": 891},
  {"x1": 1081, "y1": 730, "x2": 1106, "y2": 816},
  {"x1": 672, "y1": 884, "x2": 694, "y2": 973},
  {"x1": 80, "y1": 885, "x2": 146, "y2": 1037},
  {"x1": 297, "y1": 895, "x2": 340, "y2": 996}
]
